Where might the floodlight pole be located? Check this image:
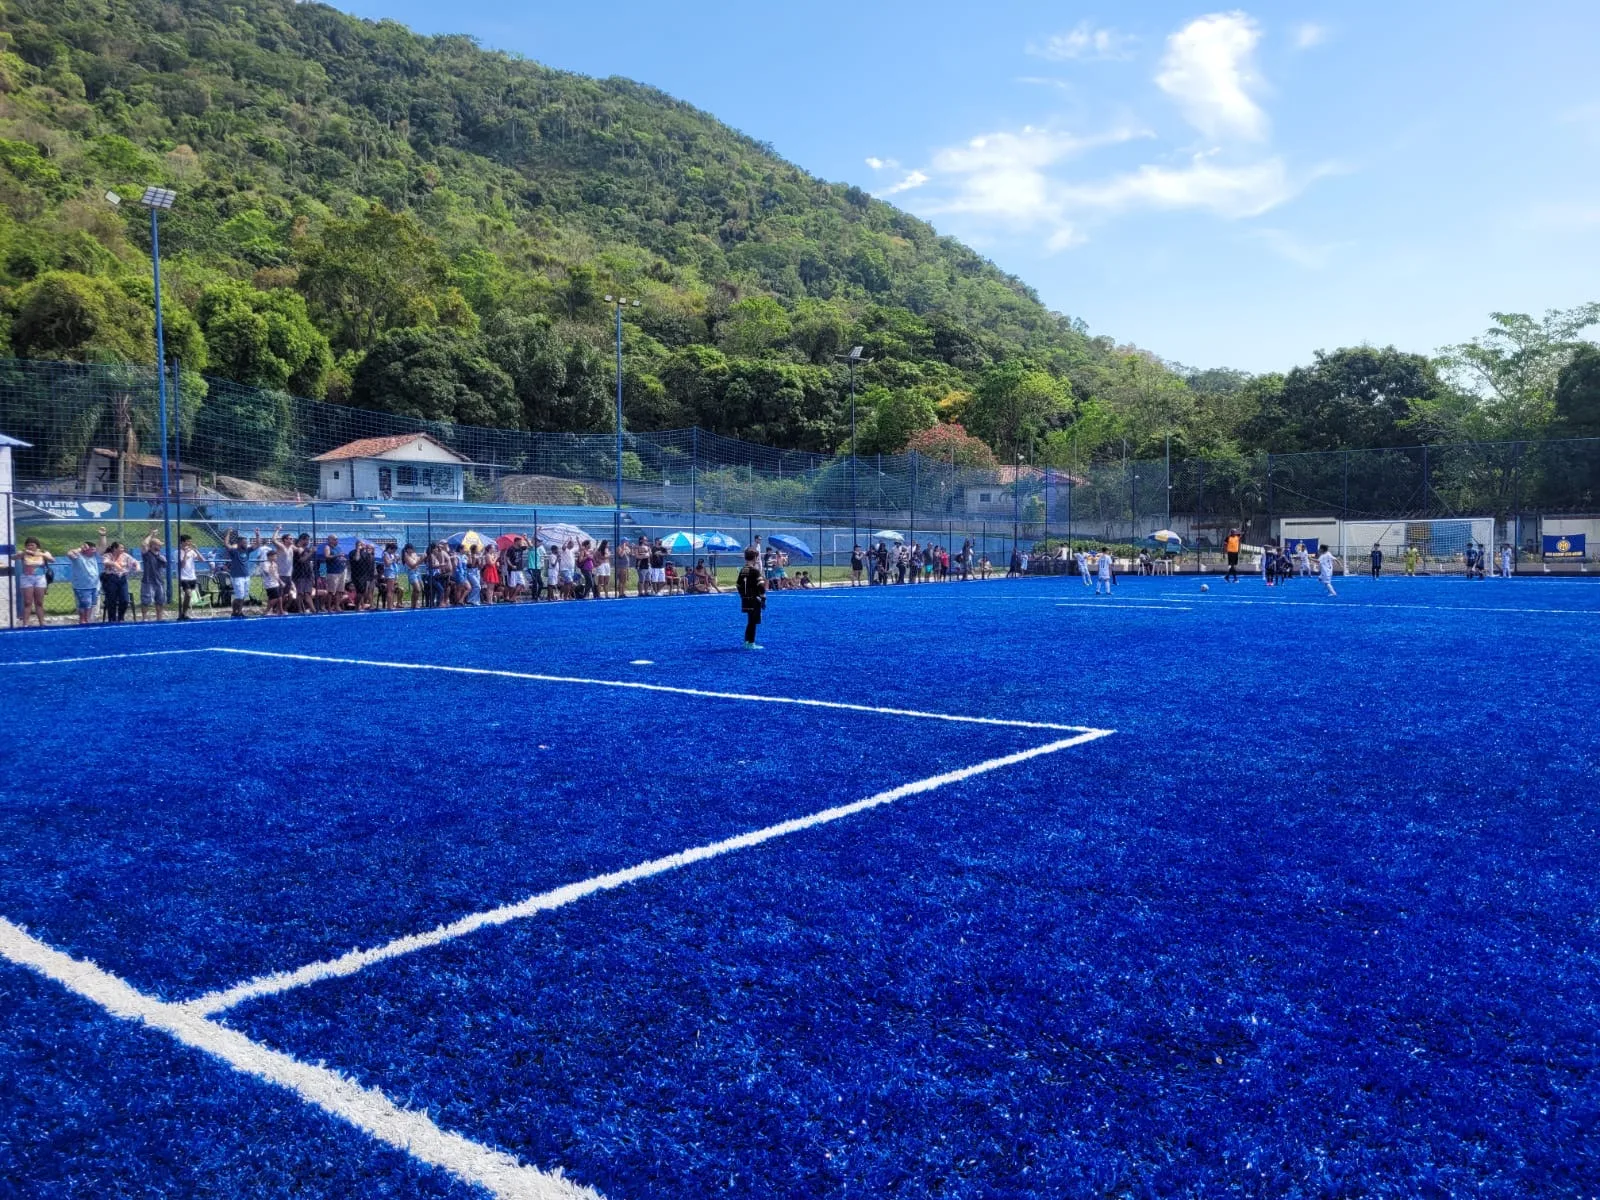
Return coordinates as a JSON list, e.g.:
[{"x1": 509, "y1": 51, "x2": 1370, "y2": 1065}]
[
  {"x1": 835, "y1": 346, "x2": 869, "y2": 554},
  {"x1": 149, "y1": 205, "x2": 175, "y2": 593},
  {"x1": 607, "y1": 295, "x2": 638, "y2": 558}
]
